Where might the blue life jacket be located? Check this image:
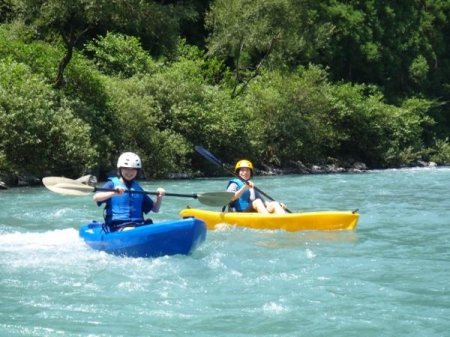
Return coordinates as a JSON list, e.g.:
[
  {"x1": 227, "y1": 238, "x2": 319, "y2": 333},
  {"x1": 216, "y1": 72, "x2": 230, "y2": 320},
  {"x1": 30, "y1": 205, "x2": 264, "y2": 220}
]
[
  {"x1": 105, "y1": 177, "x2": 145, "y2": 224},
  {"x1": 227, "y1": 178, "x2": 251, "y2": 211}
]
